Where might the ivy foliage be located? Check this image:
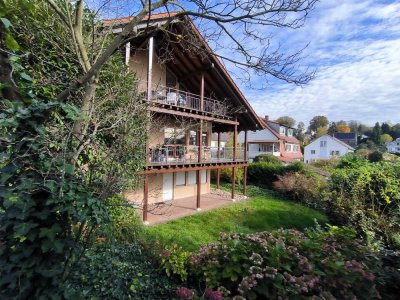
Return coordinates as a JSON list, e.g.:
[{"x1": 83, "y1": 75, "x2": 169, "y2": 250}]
[{"x1": 1, "y1": 1, "x2": 148, "y2": 298}]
